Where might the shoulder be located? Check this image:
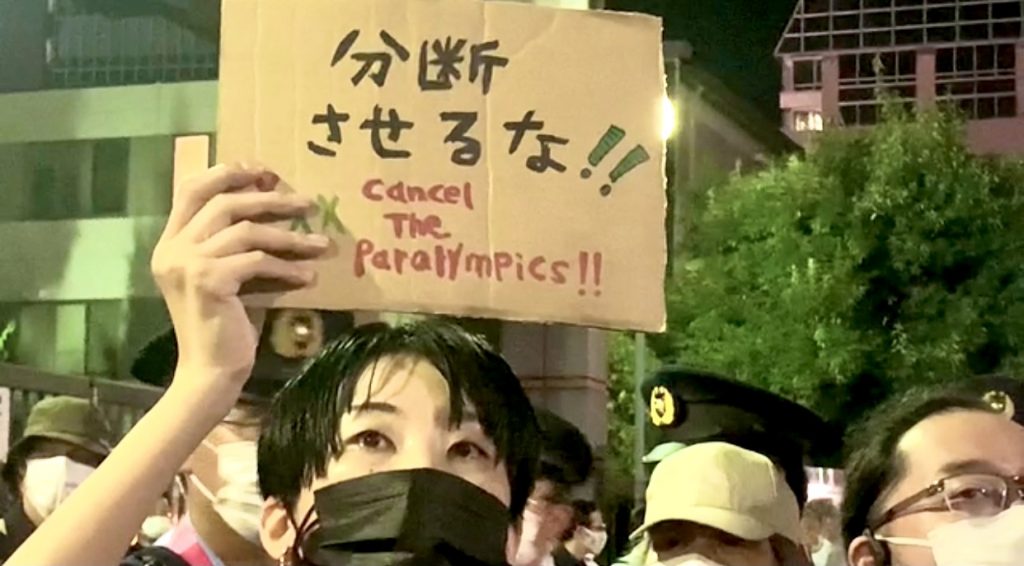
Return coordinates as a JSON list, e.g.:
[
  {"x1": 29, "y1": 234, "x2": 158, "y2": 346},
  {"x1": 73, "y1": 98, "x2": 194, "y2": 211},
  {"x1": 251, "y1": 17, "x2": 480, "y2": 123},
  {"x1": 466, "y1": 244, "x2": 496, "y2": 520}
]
[{"x1": 122, "y1": 546, "x2": 191, "y2": 566}]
